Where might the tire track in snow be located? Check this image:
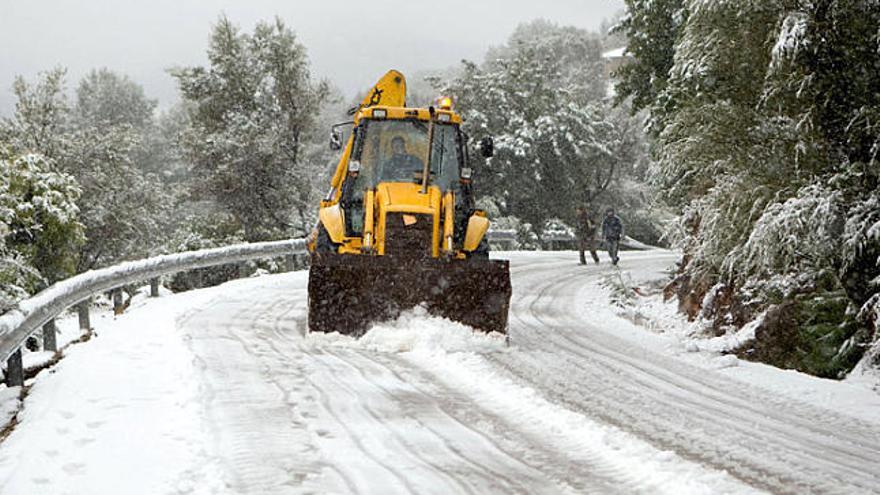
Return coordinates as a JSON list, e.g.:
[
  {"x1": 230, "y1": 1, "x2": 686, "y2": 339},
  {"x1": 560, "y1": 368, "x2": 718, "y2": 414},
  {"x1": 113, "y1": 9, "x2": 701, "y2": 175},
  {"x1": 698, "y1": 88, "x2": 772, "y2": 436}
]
[
  {"x1": 313, "y1": 349, "x2": 479, "y2": 495},
  {"x1": 542, "y1": 262, "x2": 880, "y2": 458},
  {"x1": 269, "y1": 323, "x2": 567, "y2": 494},
  {"x1": 523, "y1": 257, "x2": 880, "y2": 444},
  {"x1": 363, "y1": 352, "x2": 573, "y2": 493},
  {"x1": 505, "y1": 262, "x2": 850, "y2": 490},
  {"x1": 178, "y1": 293, "x2": 322, "y2": 494},
  {"x1": 260, "y1": 294, "x2": 365, "y2": 495},
  {"x1": 249, "y1": 293, "x2": 423, "y2": 494},
  {"x1": 364, "y1": 352, "x2": 662, "y2": 495},
  {"x1": 522, "y1": 266, "x2": 878, "y2": 460},
  {"x1": 268, "y1": 272, "x2": 630, "y2": 494},
  {"x1": 324, "y1": 352, "x2": 611, "y2": 493},
  {"x1": 496, "y1": 253, "x2": 880, "y2": 494}
]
